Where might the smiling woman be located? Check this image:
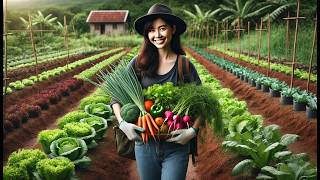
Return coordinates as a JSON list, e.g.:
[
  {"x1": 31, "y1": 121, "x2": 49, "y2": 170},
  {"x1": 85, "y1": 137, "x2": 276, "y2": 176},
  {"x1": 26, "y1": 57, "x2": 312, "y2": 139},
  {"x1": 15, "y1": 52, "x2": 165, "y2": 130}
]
[{"x1": 110, "y1": 3, "x2": 203, "y2": 180}]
